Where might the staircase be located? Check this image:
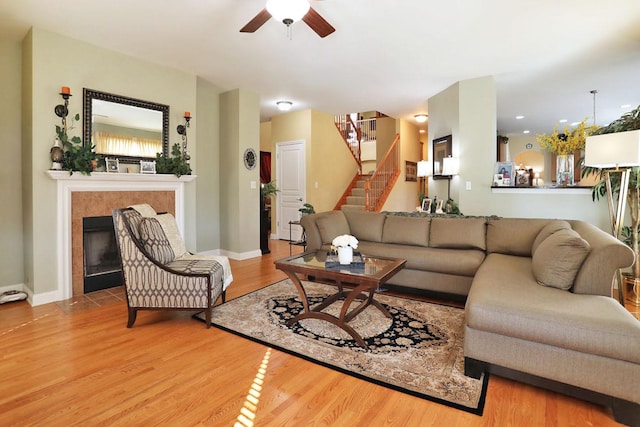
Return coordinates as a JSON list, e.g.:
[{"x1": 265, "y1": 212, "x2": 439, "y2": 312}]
[
  {"x1": 340, "y1": 175, "x2": 371, "y2": 211},
  {"x1": 333, "y1": 114, "x2": 400, "y2": 212}
]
